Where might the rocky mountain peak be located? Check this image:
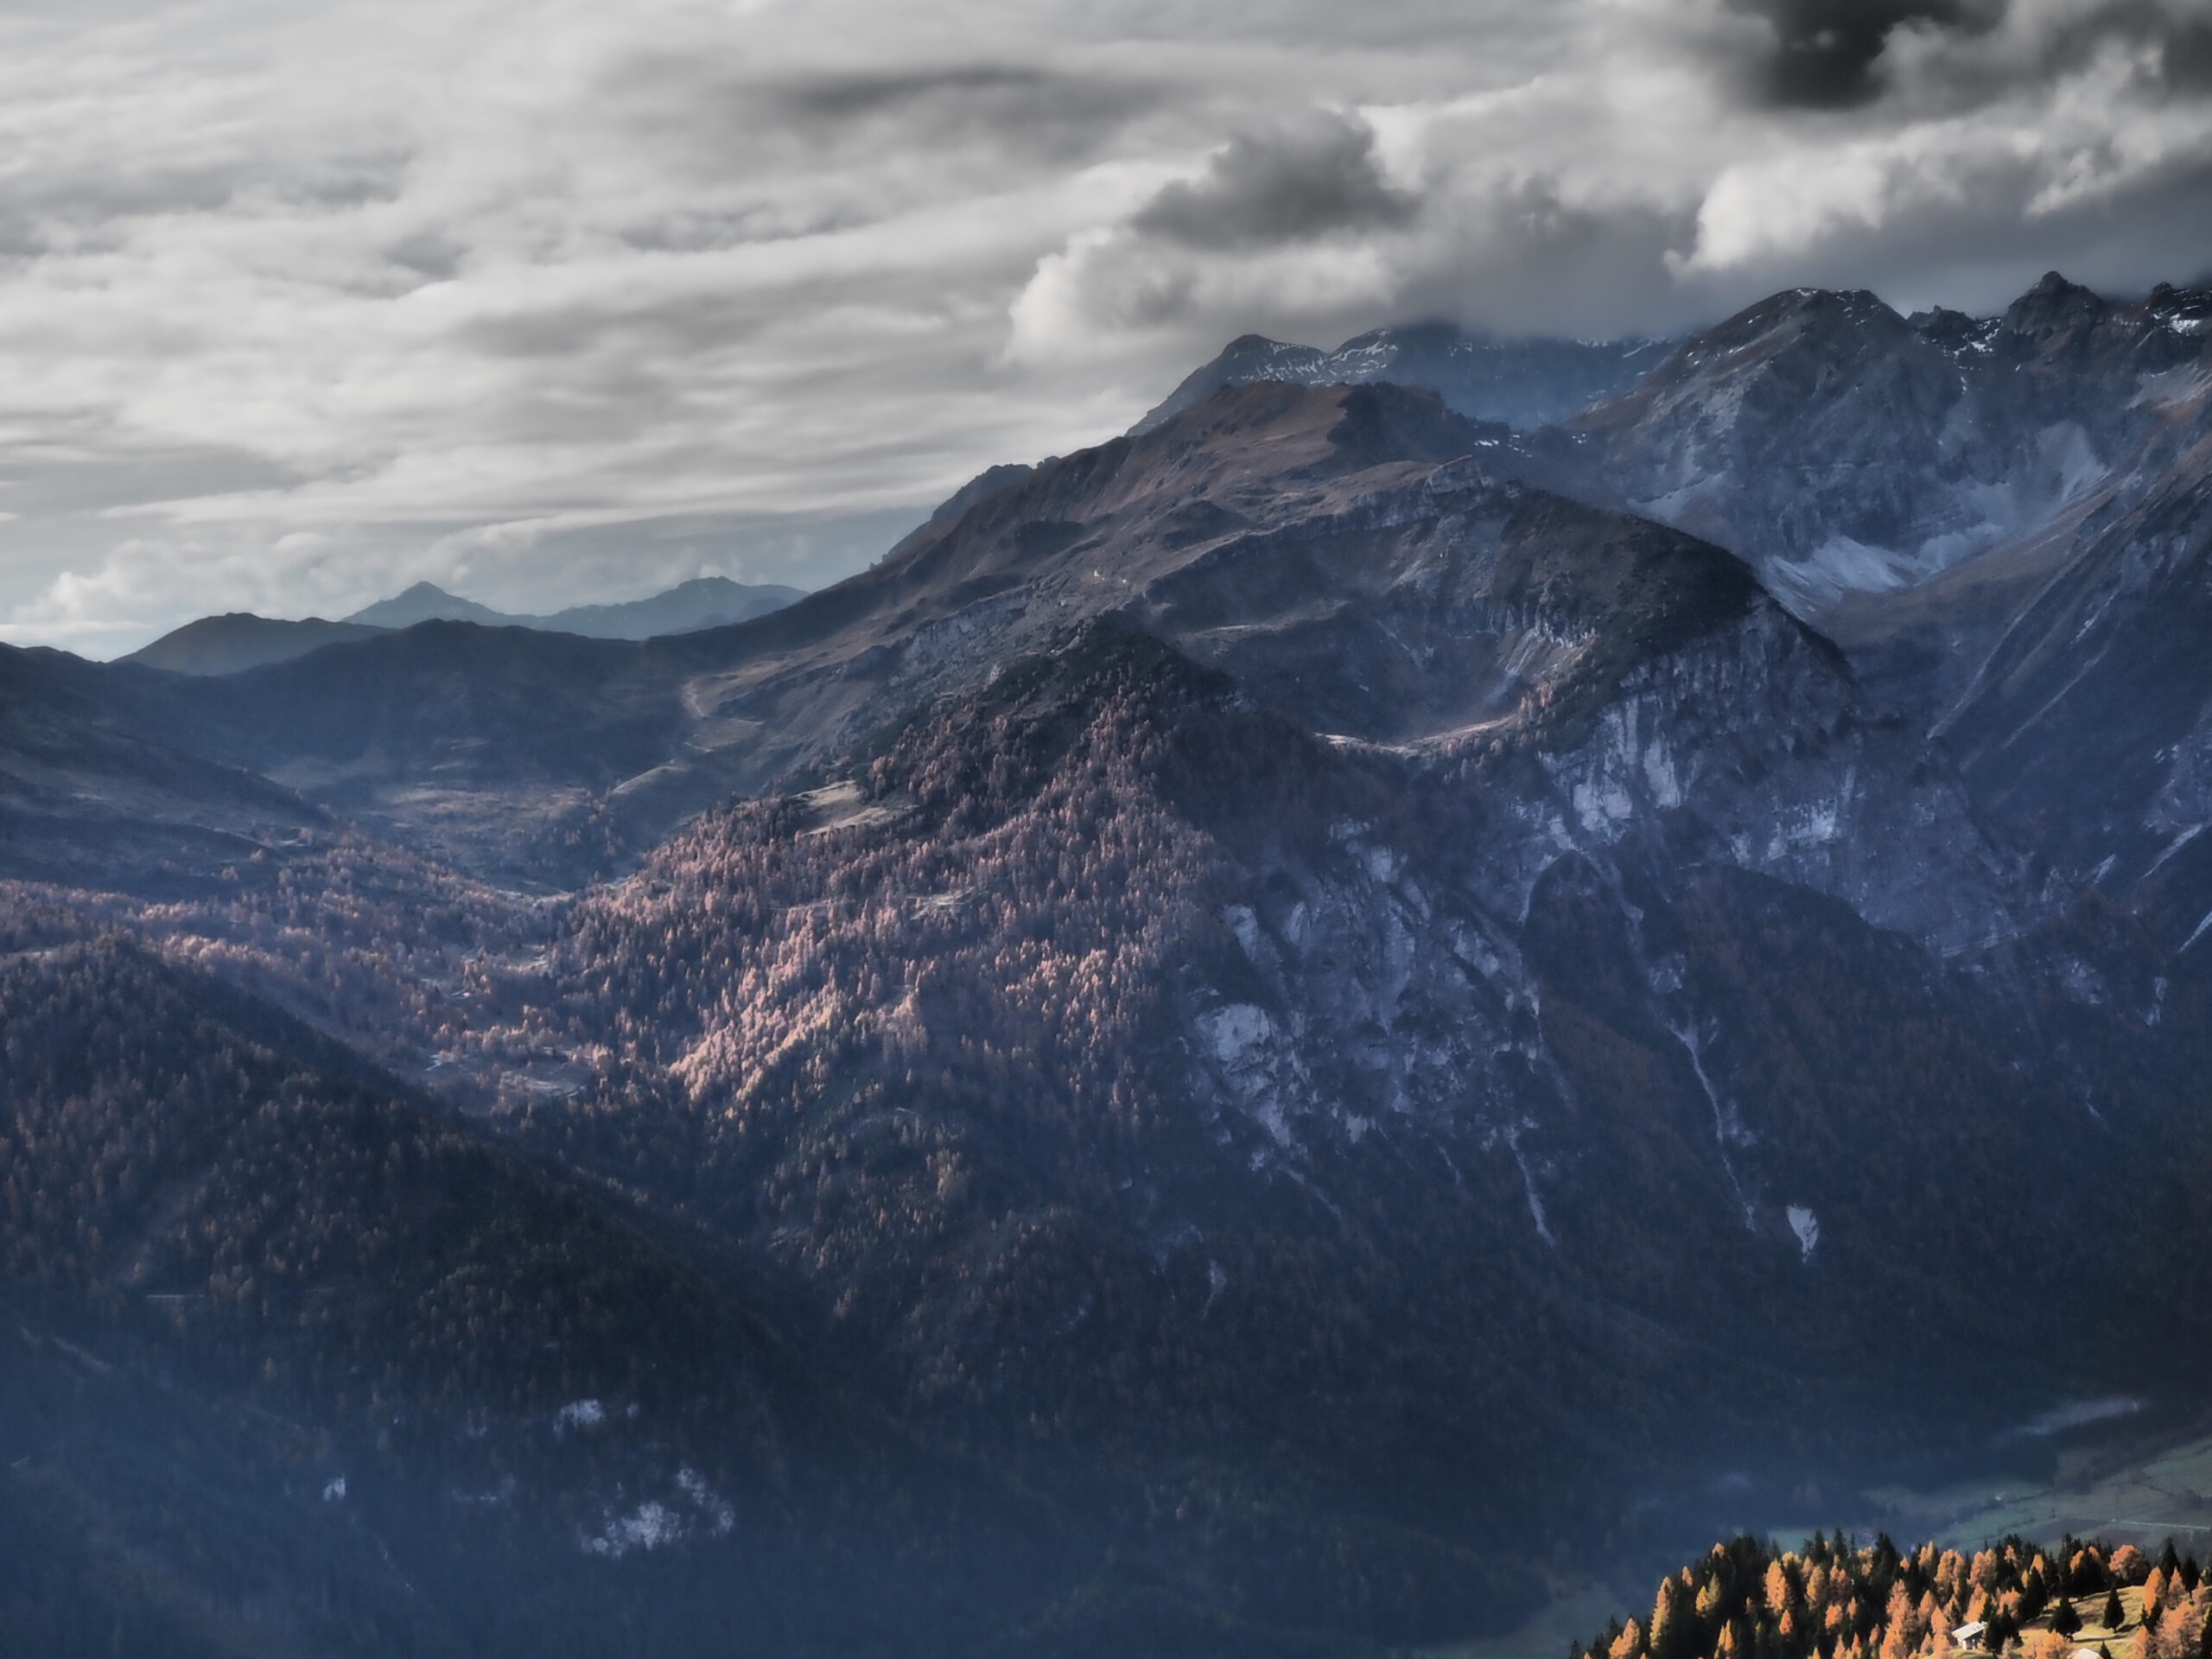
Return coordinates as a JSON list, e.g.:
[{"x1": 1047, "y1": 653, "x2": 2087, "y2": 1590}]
[
  {"x1": 1904, "y1": 305, "x2": 1996, "y2": 353},
  {"x1": 345, "y1": 580, "x2": 506, "y2": 629},
  {"x1": 1613, "y1": 286, "x2": 1912, "y2": 398},
  {"x1": 1999, "y1": 269, "x2": 2111, "y2": 338},
  {"x1": 2144, "y1": 280, "x2": 2212, "y2": 338},
  {"x1": 1564, "y1": 270, "x2": 2212, "y2": 621},
  {"x1": 1133, "y1": 318, "x2": 1677, "y2": 435}
]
